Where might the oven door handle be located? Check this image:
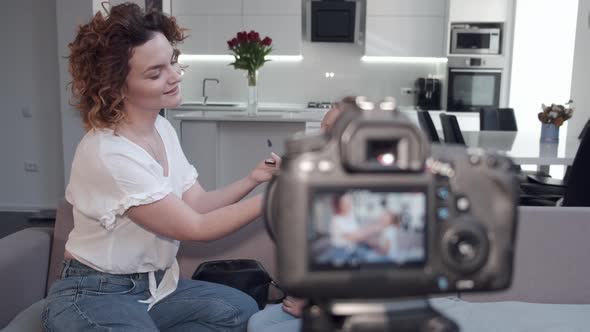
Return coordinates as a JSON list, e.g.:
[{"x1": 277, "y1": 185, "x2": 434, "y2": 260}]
[{"x1": 450, "y1": 68, "x2": 503, "y2": 74}]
